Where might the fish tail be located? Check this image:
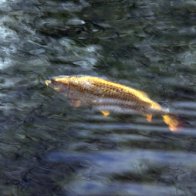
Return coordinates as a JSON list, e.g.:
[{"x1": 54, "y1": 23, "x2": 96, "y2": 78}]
[{"x1": 162, "y1": 114, "x2": 182, "y2": 132}]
